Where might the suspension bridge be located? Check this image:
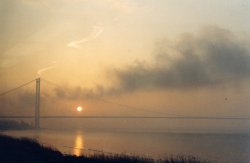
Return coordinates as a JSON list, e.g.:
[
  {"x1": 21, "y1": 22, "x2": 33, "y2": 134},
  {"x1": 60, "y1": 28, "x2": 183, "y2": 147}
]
[{"x1": 0, "y1": 78, "x2": 249, "y2": 129}]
